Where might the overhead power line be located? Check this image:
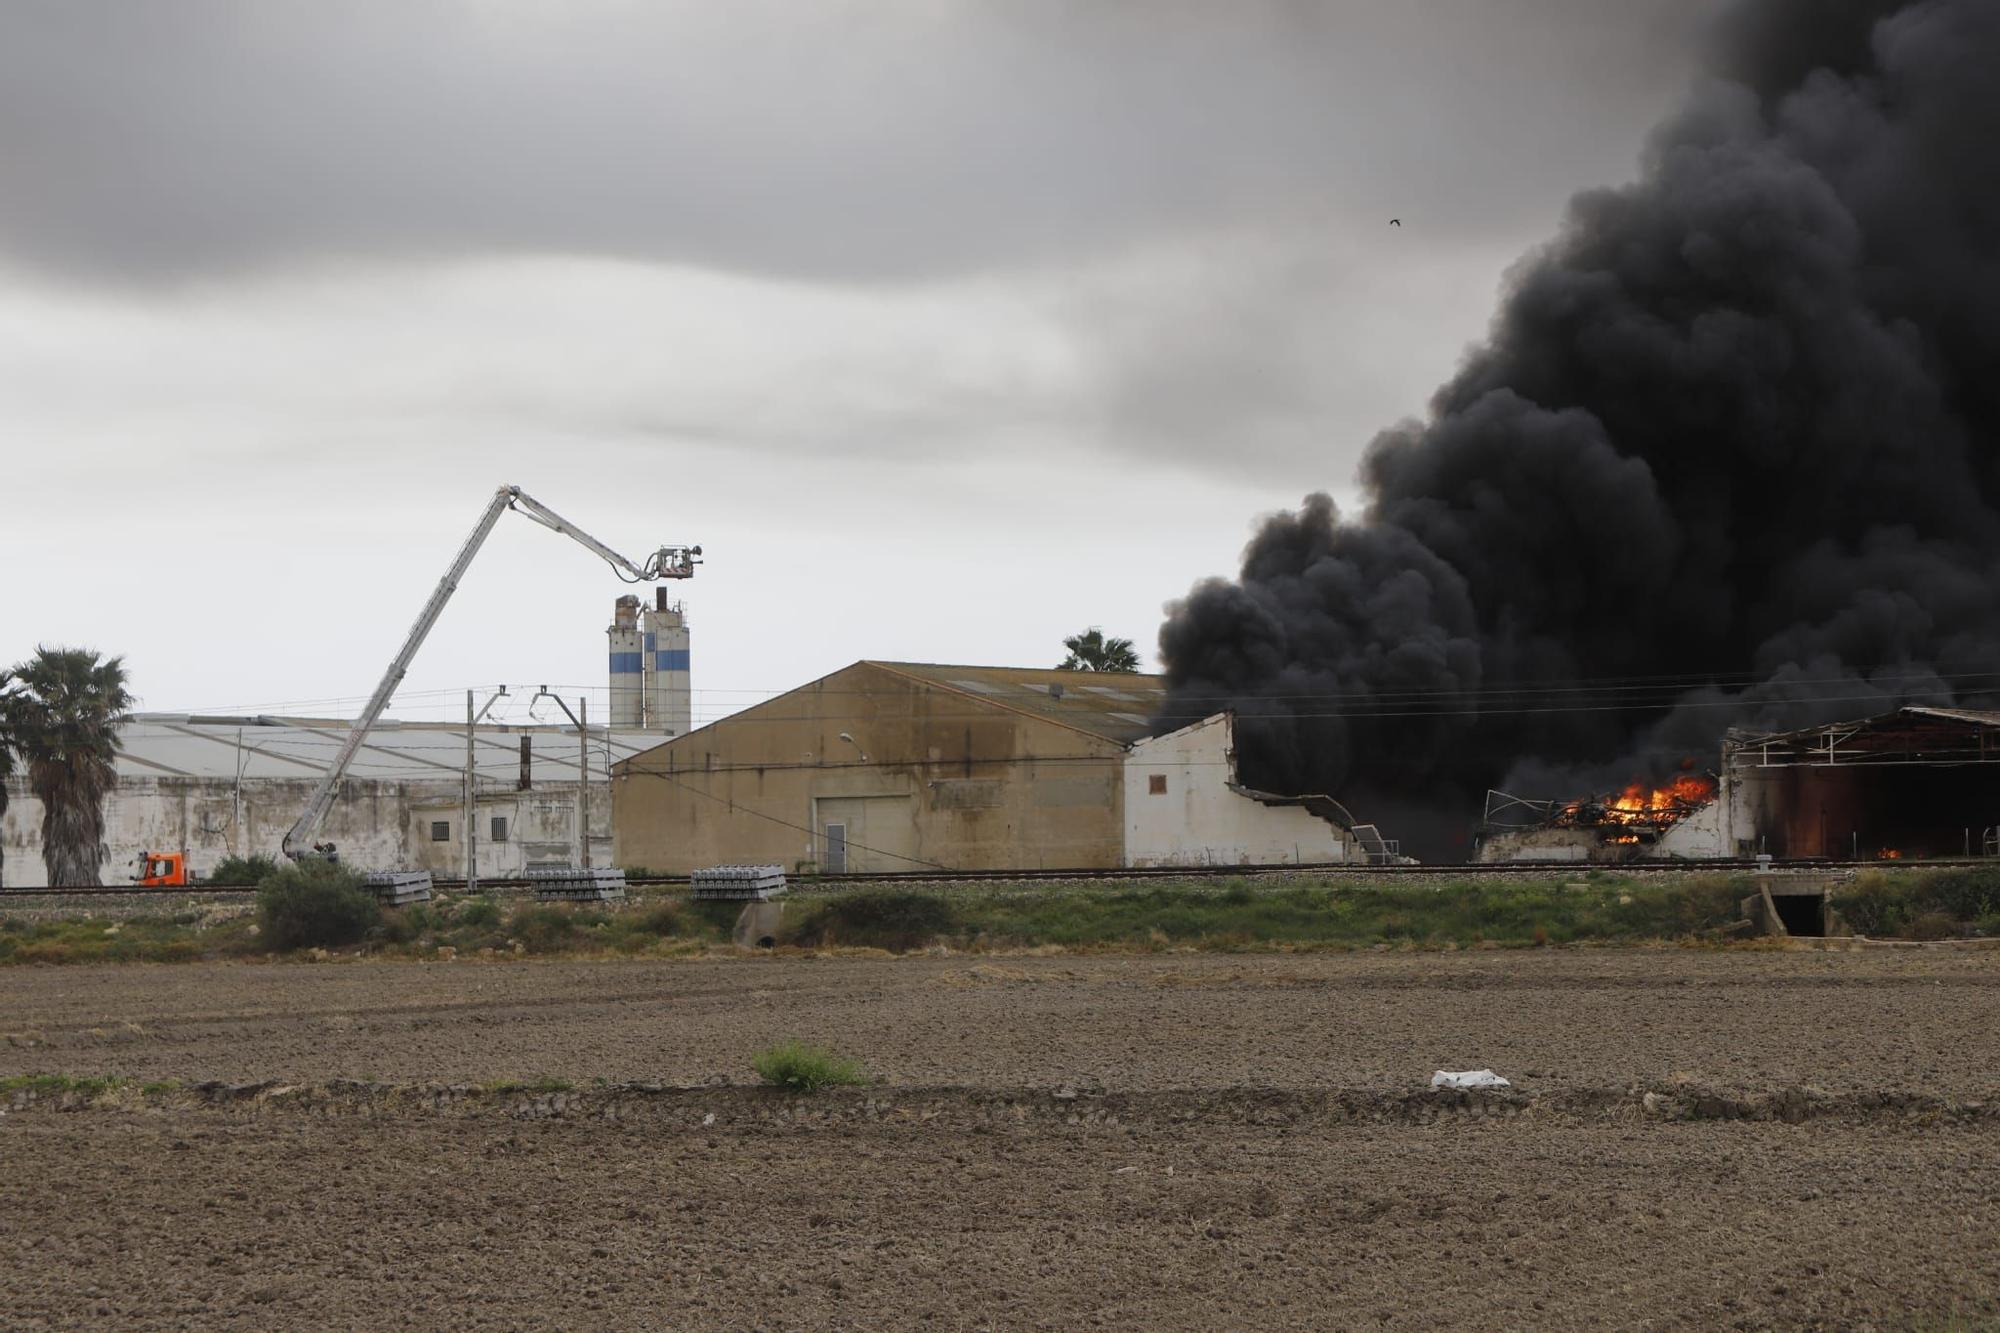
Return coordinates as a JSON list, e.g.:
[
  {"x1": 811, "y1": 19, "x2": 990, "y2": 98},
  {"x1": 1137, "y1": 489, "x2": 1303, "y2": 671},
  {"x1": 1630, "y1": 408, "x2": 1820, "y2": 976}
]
[{"x1": 185, "y1": 665, "x2": 2000, "y2": 716}]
